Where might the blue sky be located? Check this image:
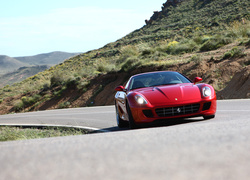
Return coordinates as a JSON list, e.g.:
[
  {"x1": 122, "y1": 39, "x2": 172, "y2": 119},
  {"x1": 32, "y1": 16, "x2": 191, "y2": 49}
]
[{"x1": 0, "y1": 0, "x2": 165, "y2": 57}]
